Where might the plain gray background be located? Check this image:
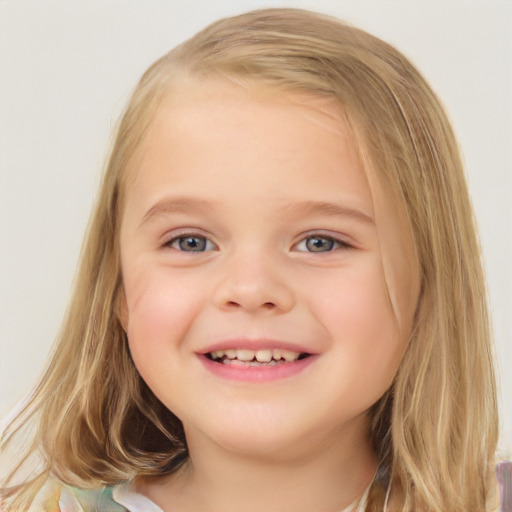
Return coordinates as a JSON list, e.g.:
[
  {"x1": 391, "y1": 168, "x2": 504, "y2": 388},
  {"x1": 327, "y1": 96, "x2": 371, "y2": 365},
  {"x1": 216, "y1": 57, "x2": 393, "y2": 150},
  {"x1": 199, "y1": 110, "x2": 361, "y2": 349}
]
[{"x1": 1, "y1": 0, "x2": 511, "y2": 454}]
